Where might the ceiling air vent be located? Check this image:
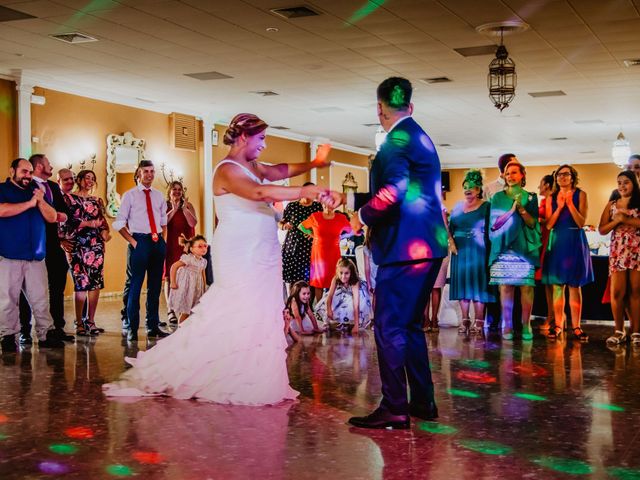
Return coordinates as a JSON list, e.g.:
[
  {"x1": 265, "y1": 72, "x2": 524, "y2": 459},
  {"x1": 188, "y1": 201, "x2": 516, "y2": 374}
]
[
  {"x1": 550, "y1": 137, "x2": 567, "y2": 141},
  {"x1": 184, "y1": 71, "x2": 232, "y2": 81},
  {"x1": 270, "y1": 5, "x2": 321, "y2": 19},
  {"x1": 528, "y1": 90, "x2": 566, "y2": 98},
  {"x1": 362, "y1": 123, "x2": 380, "y2": 127},
  {"x1": 623, "y1": 59, "x2": 640, "y2": 67},
  {"x1": 438, "y1": 143, "x2": 452, "y2": 147},
  {"x1": 0, "y1": 5, "x2": 36, "y2": 22},
  {"x1": 574, "y1": 119, "x2": 603, "y2": 124},
  {"x1": 453, "y1": 45, "x2": 496, "y2": 57},
  {"x1": 421, "y1": 77, "x2": 452, "y2": 84},
  {"x1": 271, "y1": 126, "x2": 290, "y2": 130},
  {"x1": 580, "y1": 151, "x2": 596, "y2": 154},
  {"x1": 251, "y1": 90, "x2": 279, "y2": 96},
  {"x1": 49, "y1": 32, "x2": 98, "y2": 44}
]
